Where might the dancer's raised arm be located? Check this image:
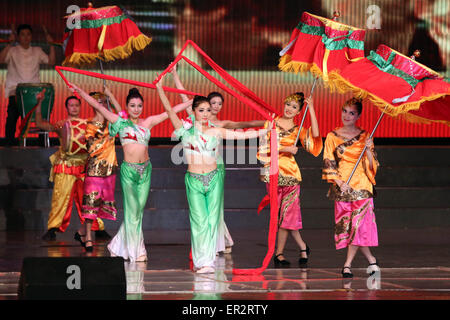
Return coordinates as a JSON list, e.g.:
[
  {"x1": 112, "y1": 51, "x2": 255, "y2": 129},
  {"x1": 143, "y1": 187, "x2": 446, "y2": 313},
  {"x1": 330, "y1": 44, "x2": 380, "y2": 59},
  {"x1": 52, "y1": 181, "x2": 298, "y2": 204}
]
[
  {"x1": 69, "y1": 82, "x2": 119, "y2": 124},
  {"x1": 221, "y1": 119, "x2": 266, "y2": 129},
  {"x1": 171, "y1": 66, "x2": 193, "y2": 115},
  {"x1": 212, "y1": 120, "x2": 272, "y2": 140},
  {"x1": 155, "y1": 77, "x2": 183, "y2": 130}
]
